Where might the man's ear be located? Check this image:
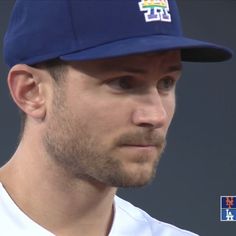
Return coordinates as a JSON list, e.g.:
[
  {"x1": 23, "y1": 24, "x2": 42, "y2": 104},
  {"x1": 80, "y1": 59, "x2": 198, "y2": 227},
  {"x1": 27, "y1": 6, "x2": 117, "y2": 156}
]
[{"x1": 7, "y1": 64, "x2": 47, "y2": 121}]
